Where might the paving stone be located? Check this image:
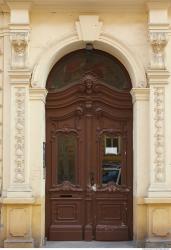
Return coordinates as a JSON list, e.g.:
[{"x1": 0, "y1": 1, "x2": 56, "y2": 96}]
[{"x1": 43, "y1": 240, "x2": 135, "y2": 248}]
